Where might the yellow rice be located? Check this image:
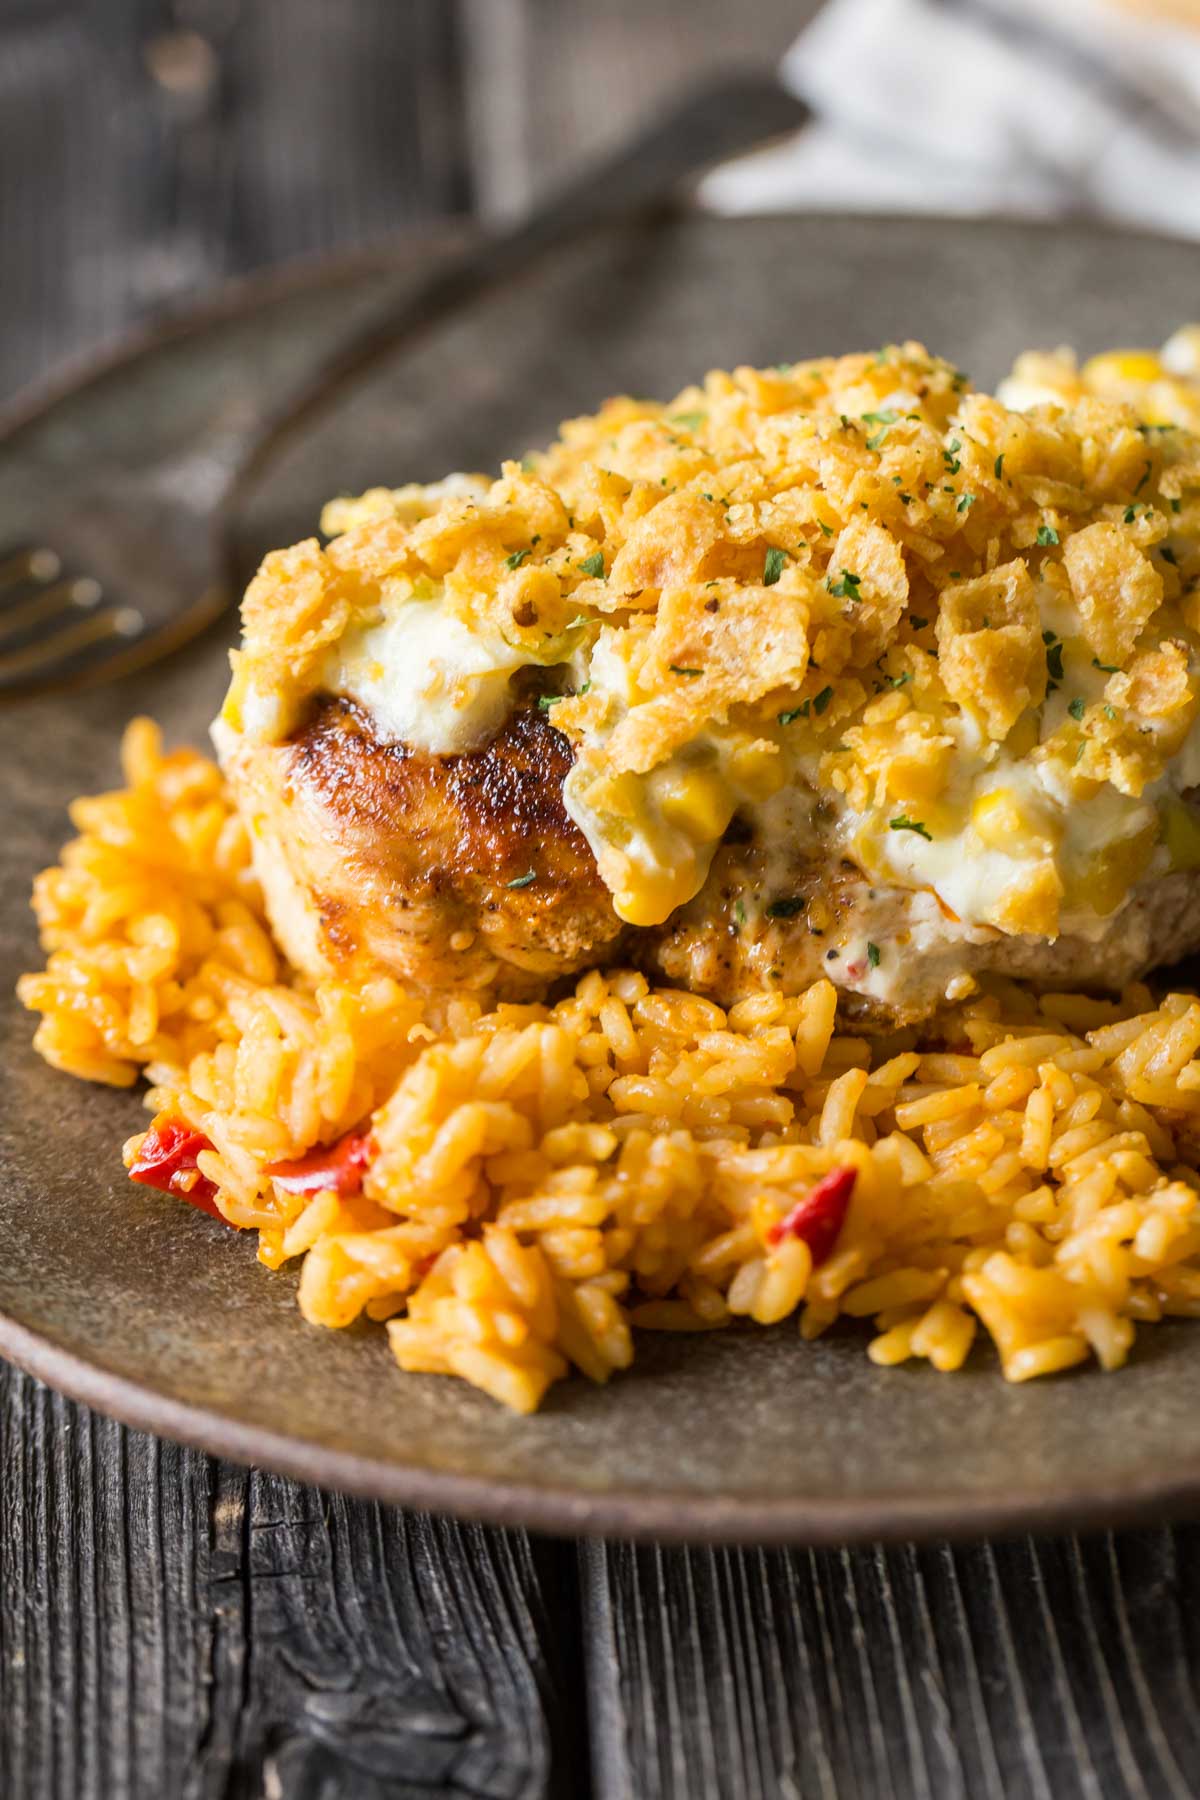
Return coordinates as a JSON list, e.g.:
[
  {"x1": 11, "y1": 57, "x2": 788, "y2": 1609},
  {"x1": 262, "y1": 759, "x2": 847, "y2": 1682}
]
[{"x1": 18, "y1": 719, "x2": 1200, "y2": 1412}]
